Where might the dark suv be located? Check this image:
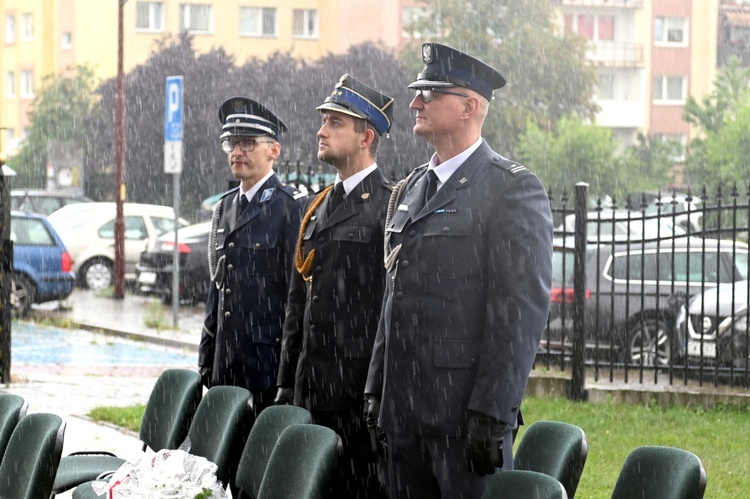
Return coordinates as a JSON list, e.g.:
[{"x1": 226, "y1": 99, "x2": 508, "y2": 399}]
[{"x1": 542, "y1": 237, "x2": 749, "y2": 366}]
